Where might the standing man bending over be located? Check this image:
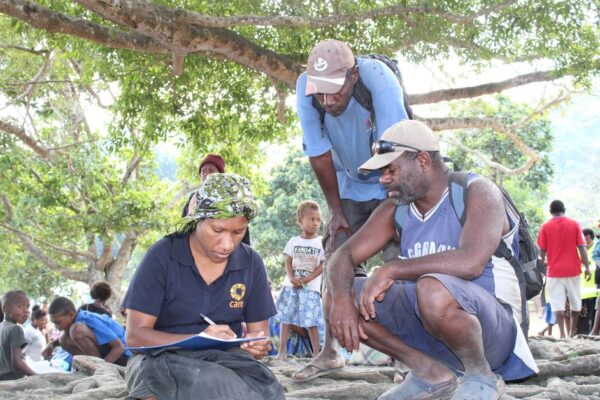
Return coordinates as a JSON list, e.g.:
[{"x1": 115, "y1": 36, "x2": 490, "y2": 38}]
[
  {"x1": 326, "y1": 120, "x2": 537, "y2": 399},
  {"x1": 294, "y1": 39, "x2": 408, "y2": 381}
]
